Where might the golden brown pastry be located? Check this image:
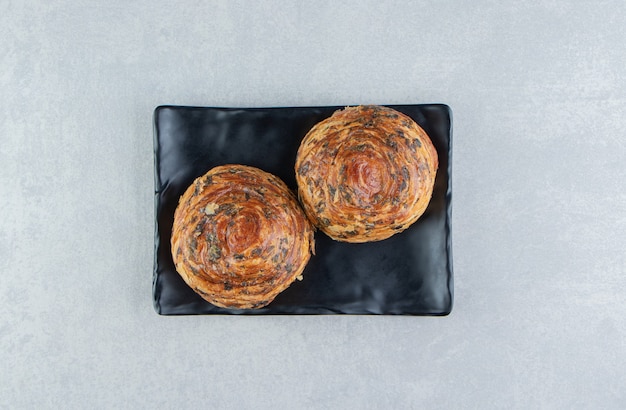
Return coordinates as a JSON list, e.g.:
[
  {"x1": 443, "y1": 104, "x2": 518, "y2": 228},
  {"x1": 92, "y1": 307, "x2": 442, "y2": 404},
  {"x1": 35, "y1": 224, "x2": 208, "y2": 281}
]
[
  {"x1": 171, "y1": 165, "x2": 315, "y2": 309},
  {"x1": 295, "y1": 105, "x2": 438, "y2": 243}
]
